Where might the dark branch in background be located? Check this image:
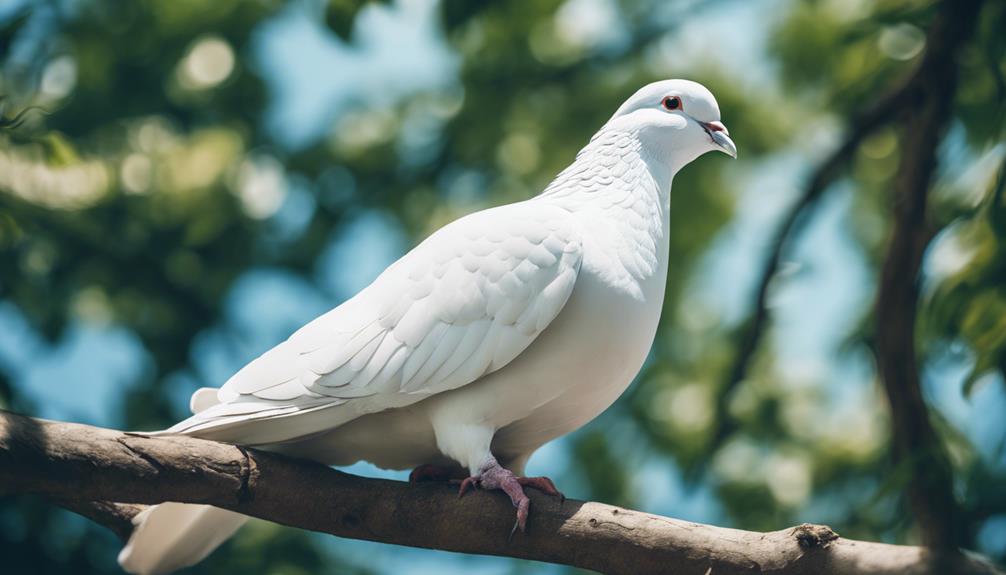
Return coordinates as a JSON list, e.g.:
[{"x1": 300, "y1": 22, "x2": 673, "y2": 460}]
[
  {"x1": 708, "y1": 26, "x2": 939, "y2": 450},
  {"x1": 709, "y1": 74, "x2": 916, "y2": 448},
  {"x1": 713, "y1": 0, "x2": 984, "y2": 553},
  {"x1": 1, "y1": 411, "x2": 1001, "y2": 575},
  {"x1": 874, "y1": 0, "x2": 984, "y2": 551},
  {"x1": 0, "y1": 96, "x2": 51, "y2": 131}
]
